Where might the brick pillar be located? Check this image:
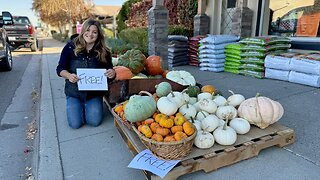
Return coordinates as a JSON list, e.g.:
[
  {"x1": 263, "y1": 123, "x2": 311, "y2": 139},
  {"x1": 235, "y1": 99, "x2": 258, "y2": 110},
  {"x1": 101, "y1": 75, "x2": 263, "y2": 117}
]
[
  {"x1": 231, "y1": 0, "x2": 253, "y2": 37},
  {"x1": 193, "y1": 0, "x2": 210, "y2": 36},
  {"x1": 148, "y1": 0, "x2": 169, "y2": 70}
]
